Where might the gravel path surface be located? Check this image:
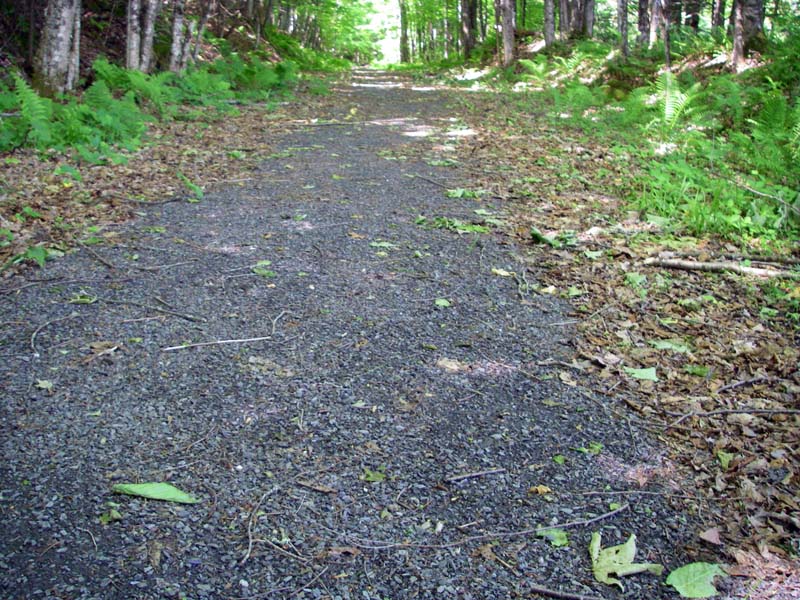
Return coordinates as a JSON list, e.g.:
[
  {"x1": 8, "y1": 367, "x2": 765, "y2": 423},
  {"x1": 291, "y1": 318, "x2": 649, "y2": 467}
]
[{"x1": 1, "y1": 71, "x2": 700, "y2": 599}]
